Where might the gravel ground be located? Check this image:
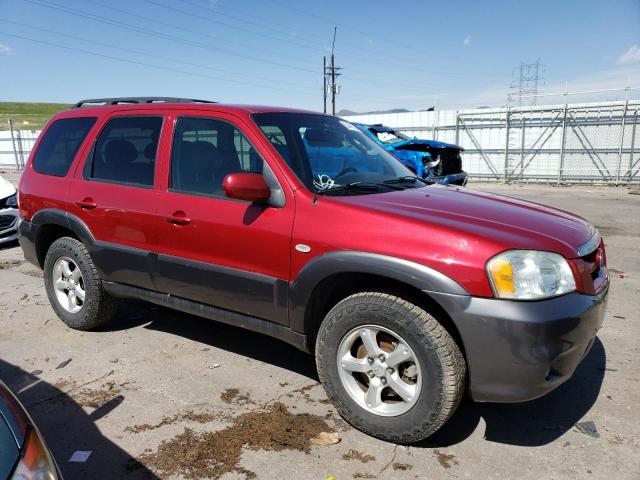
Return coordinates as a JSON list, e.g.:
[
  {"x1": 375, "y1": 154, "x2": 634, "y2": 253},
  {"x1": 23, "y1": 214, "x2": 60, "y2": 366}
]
[{"x1": 0, "y1": 176, "x2": 639, "y2": 480}]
